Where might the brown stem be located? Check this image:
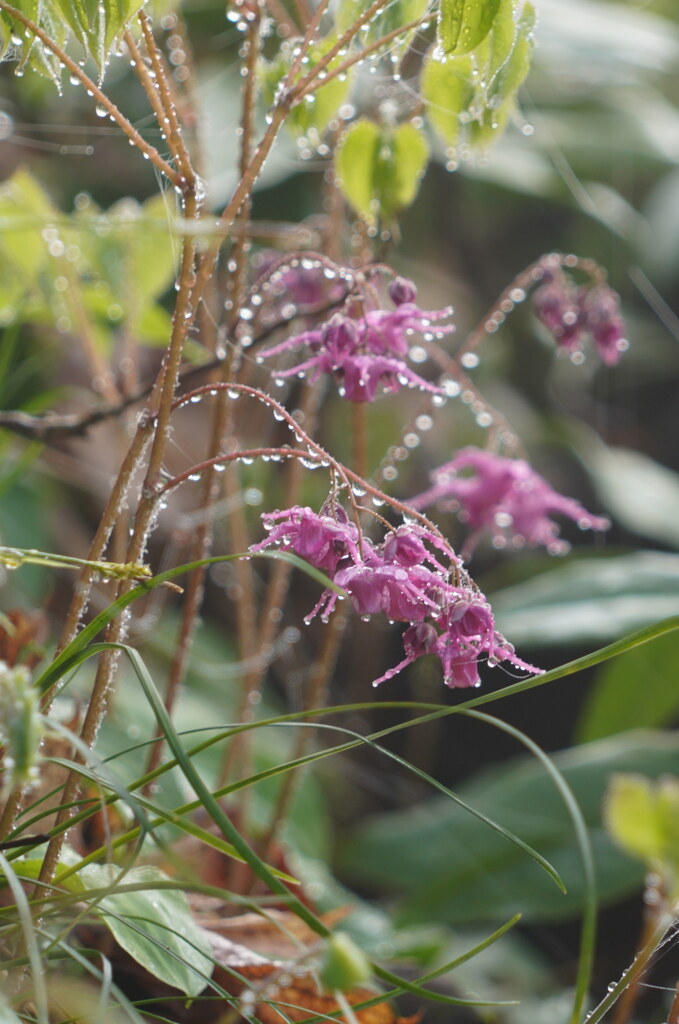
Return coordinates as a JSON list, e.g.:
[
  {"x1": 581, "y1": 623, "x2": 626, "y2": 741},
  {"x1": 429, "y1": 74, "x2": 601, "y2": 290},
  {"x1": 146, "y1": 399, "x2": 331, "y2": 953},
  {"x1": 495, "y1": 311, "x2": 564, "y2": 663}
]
[
  {"x1": 612, "y1": 879, "x2": 666, "y2": 1024},
  {"x1": 0, "y1": 0, "x2": 181, "y2": 187},
  {"x1": 668, "y1": 981, "x2": 679, "y2": 1024},
  {"x1": 294, "y1": 11, "x2": 428, "y2": 102},
  {"x1": 190, "y1": 0, "x2": 334, "y2": 311},
  {"x1": 36, "y1": 194, "x2": 200, "y2": 898},
  {"x1": 138, "y1": 11, "x2": 194, "y2": 185},
  {"x1": 352, "y1": 401, "x2": 368, "y2": 481},
  {"x1": 259, "y1": 608, "x2": 348, "y2": 865}
]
